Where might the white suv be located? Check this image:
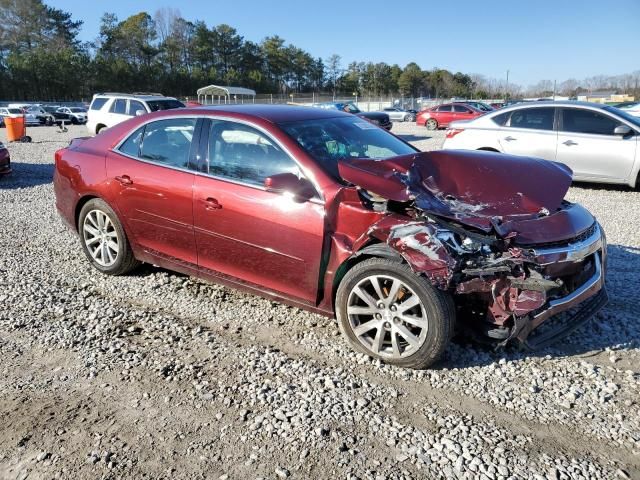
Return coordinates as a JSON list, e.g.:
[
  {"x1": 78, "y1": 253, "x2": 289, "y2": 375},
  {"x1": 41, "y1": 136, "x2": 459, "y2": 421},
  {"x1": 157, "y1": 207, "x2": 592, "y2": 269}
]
[{"x1": 87, "y1": 93, "x2": 185, "y2": 135}]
